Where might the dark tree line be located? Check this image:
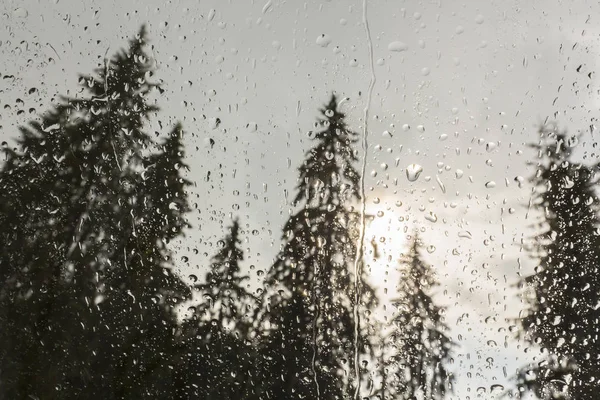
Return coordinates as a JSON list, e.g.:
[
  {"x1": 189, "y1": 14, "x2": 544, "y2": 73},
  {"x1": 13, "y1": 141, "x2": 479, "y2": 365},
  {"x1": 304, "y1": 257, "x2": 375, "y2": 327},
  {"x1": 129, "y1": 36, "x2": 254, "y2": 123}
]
[
  {"x1": 0, "y1": 27, "x2": 467, "y2": 400},
  {"x1": 515, "y1": 125, "x2": 600, "y2": 400}
]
